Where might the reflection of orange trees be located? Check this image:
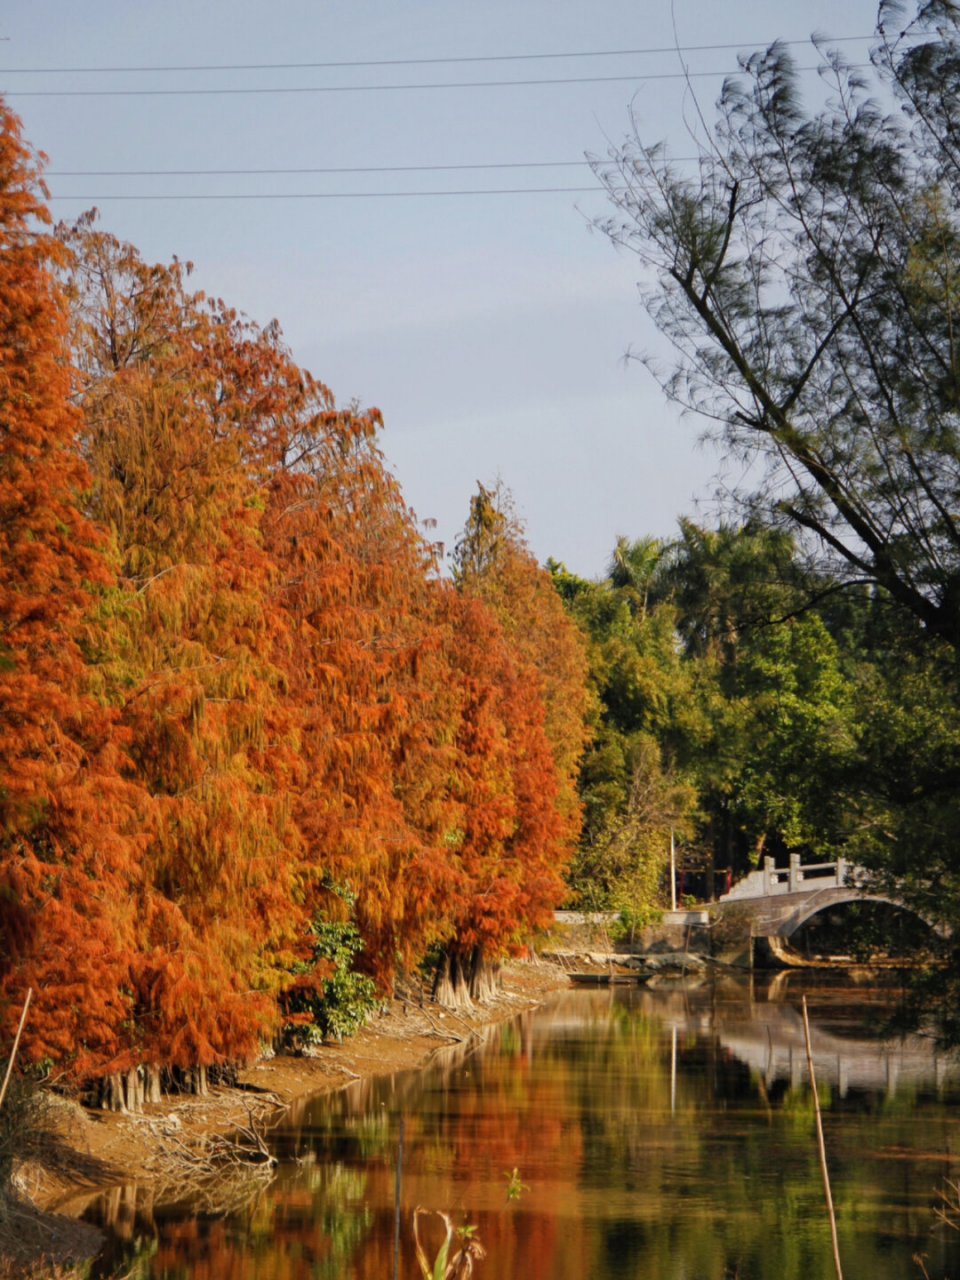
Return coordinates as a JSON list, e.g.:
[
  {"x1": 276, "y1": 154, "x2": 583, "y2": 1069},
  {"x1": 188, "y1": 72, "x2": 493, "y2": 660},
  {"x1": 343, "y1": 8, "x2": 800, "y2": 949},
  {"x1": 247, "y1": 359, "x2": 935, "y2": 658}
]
[
  {"x1": 443, "y1": 1069, "x2": 578, "y2": 1184},
  {"x1": 141, "y1": 1163, "x2": 373, "y2": 1280},
  {"x1": 153, "y1": 1219, "x2": 320, "y2": 1280},
  {"x1": 350, "y1": 1022, "x2": 583, "y2": 1187},
  {"x1": 277, "y1": 1024, "x2": 577, "y2": 1278}
]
